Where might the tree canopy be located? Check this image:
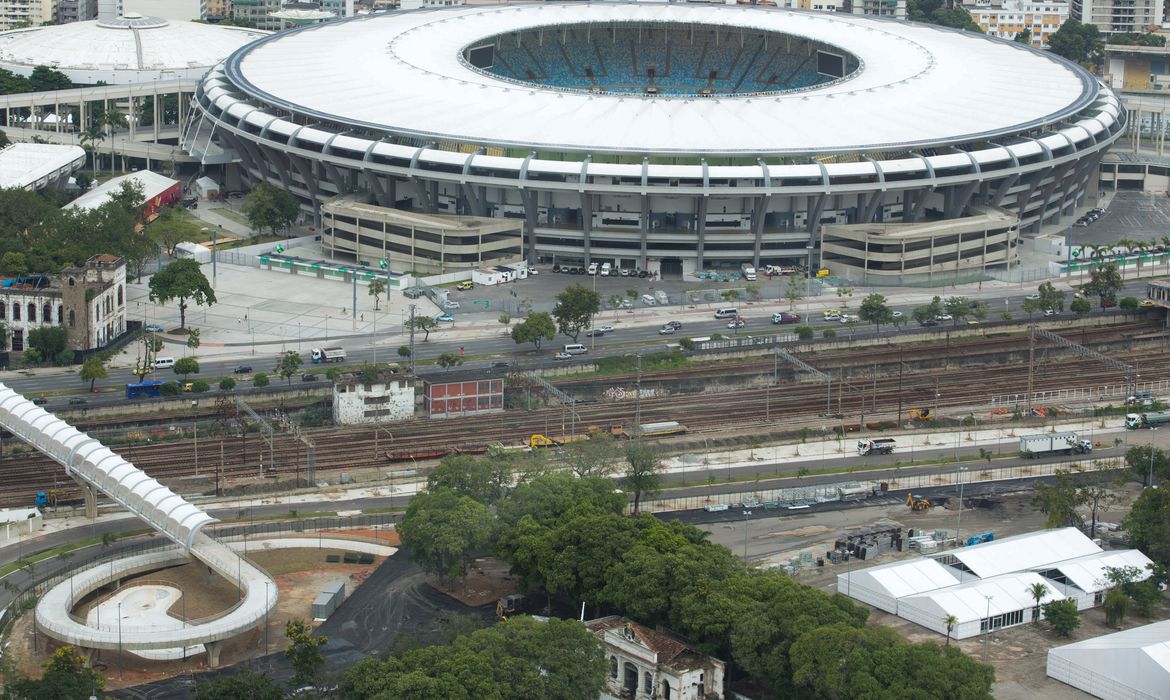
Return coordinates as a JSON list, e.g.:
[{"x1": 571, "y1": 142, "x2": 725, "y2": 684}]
[
  {"x1": 8, "y1": 646, "x2": 103, "y2": 700},
  {"x1": 1048, "y1": 20, "x2": 1105, "y2": 65},
  {"x1": 1081, "y1": 263, "x2": 1123, "y2": 308},
  {"x1": 1123, "y1": 486, "x2": 1170, "y2": 569},
  {"x1": 241, "y1": 182, "x2": 299, "y2": 235},
  {"x1": 552, "y1": 284, "x2": 601, "y2": 342},
  {"x1": 908, "y1": 0, "x2": 982, "y2": 32},
  {"x1": 148, "y1": 258, "x2": 216, "y2": 329},
  {"x1": 511, "y1": 312, "x2": 557, "y2": 351},
  {"x1": 397, "y1": 488, "x2": 494, "y2": 584},
  {"x1": 858, "y1": 293, "x2": 893, "y2": 332}
]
